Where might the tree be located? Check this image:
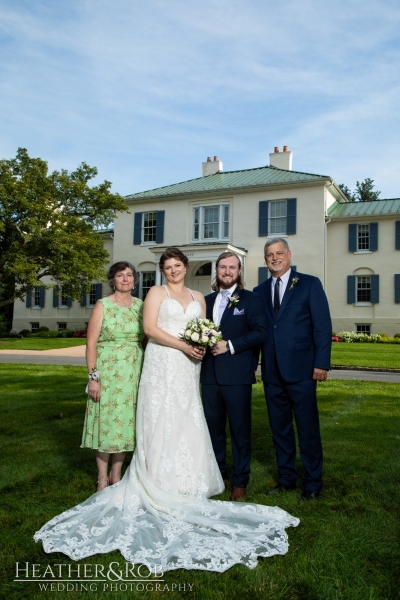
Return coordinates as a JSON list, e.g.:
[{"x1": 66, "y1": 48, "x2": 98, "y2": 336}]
[
  {"x1": 338, "y1": 178, "x2": 381, "y2": 202},
  {"x1": 0, "y1": 148, "x2": 128, "y2": 323}
]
